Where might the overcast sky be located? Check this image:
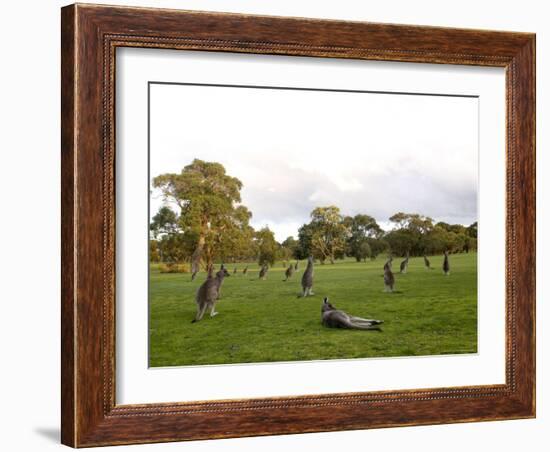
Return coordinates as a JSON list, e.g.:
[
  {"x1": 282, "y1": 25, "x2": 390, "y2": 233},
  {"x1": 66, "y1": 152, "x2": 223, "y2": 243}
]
[{"x1": 149, "y1": 83, "x2": 478, "y2": 242}]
